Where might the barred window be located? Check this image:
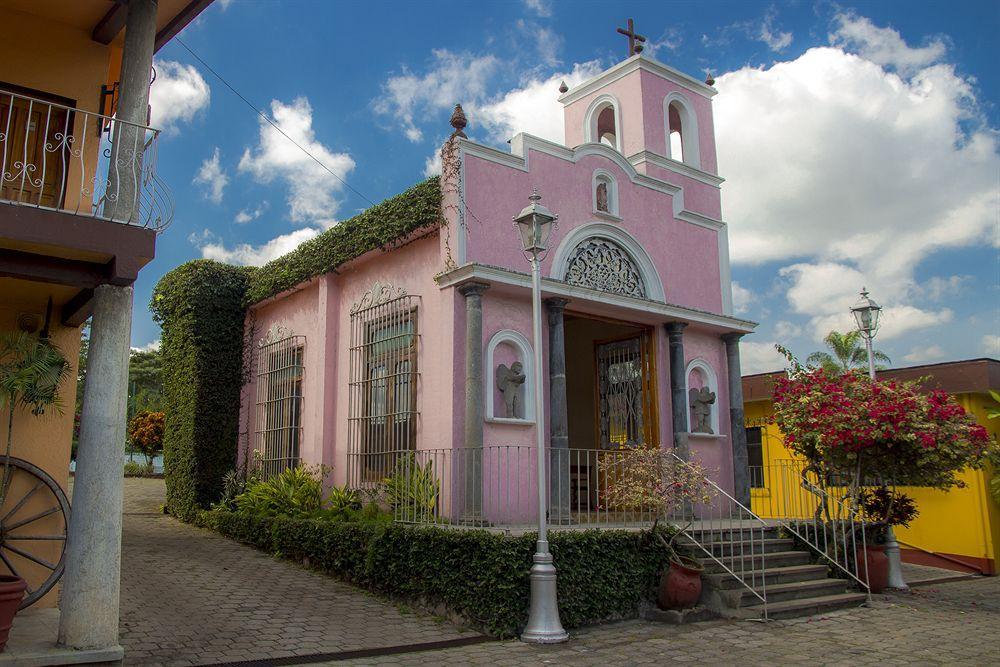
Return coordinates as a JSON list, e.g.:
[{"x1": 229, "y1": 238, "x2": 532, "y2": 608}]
[
  {"x1": 254, "y1": 335, "x2": 305, "y2": 478},
  {"x1": 348, "y1": 284, "x2": 419, "y2": 486}
]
